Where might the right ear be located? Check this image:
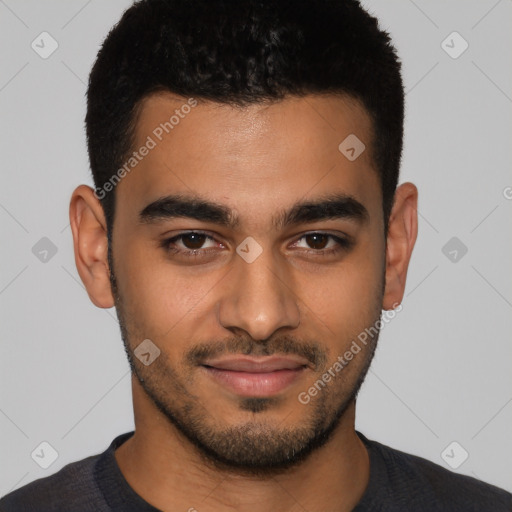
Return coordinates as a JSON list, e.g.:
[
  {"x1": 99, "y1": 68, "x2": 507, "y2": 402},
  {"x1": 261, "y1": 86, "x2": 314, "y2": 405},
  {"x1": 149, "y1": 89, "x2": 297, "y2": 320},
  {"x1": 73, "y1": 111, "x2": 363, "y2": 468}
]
[{"x1": 69, "y1": 185, "x2": 115, "y2": 308}]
